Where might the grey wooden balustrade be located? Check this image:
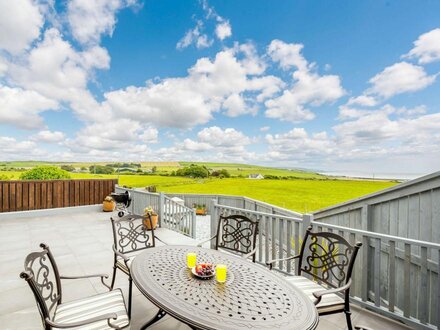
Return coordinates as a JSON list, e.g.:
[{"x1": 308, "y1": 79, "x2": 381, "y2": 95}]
[
  {"x1": 115, "y1": 187, "x2": 196, "y2": 238},
  {"x1": 213, "y1": 201, "x2": 440, "y2": 330}
]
